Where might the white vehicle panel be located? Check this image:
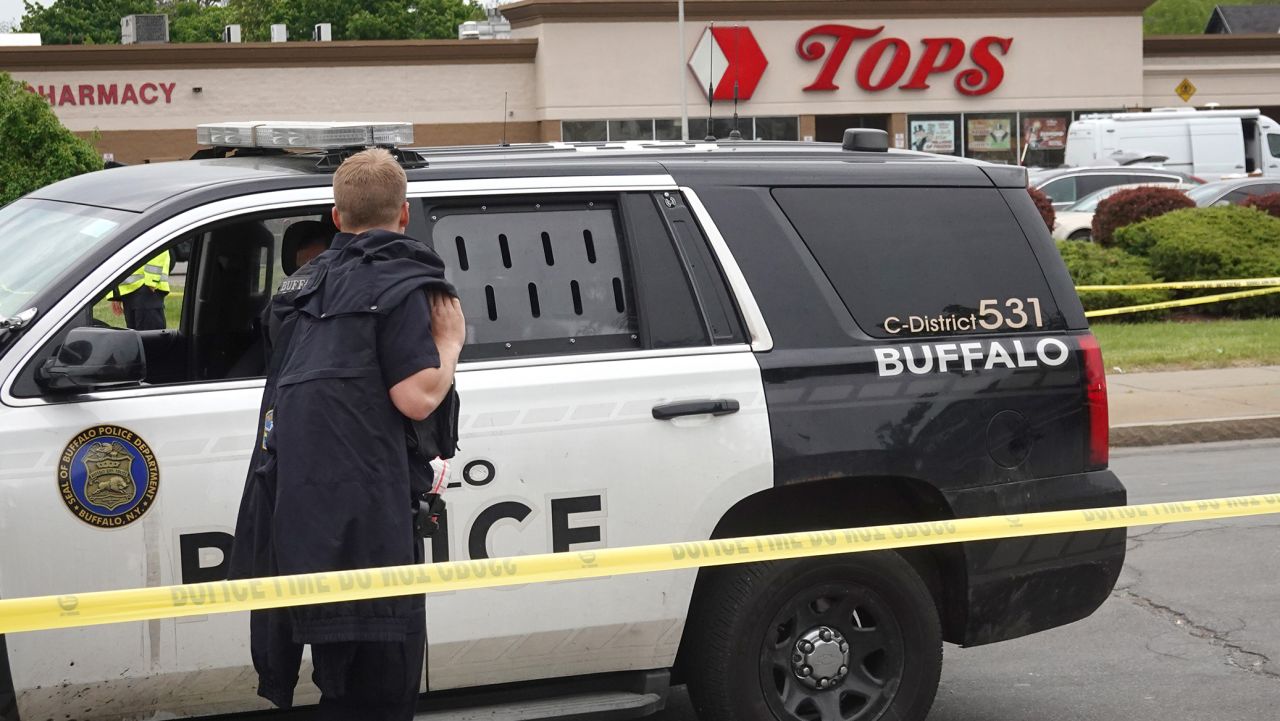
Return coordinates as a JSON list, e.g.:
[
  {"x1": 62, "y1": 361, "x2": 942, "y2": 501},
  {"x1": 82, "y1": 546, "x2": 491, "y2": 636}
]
[
  {"x1": 0, "y1": 386, "x2": 273, "y2": 719},
  {"x1": 428, "y1": 349, "x2": 771, "y2": 689},
  {"x1": 0, "y1": 176, "x2": 774, "y2": 718}
]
